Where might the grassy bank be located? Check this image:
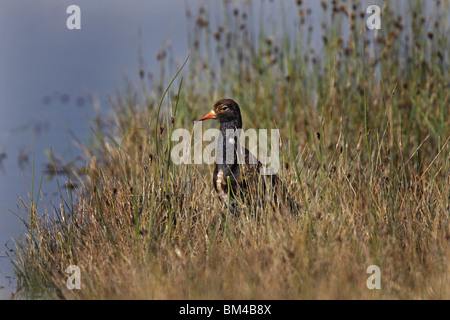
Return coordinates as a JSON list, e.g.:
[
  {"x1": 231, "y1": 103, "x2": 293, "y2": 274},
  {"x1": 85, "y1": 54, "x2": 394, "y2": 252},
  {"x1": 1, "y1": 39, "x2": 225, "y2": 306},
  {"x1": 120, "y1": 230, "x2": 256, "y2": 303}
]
[{"x1": 11, "y1": 0, "x2": 449, "y2": 299}]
